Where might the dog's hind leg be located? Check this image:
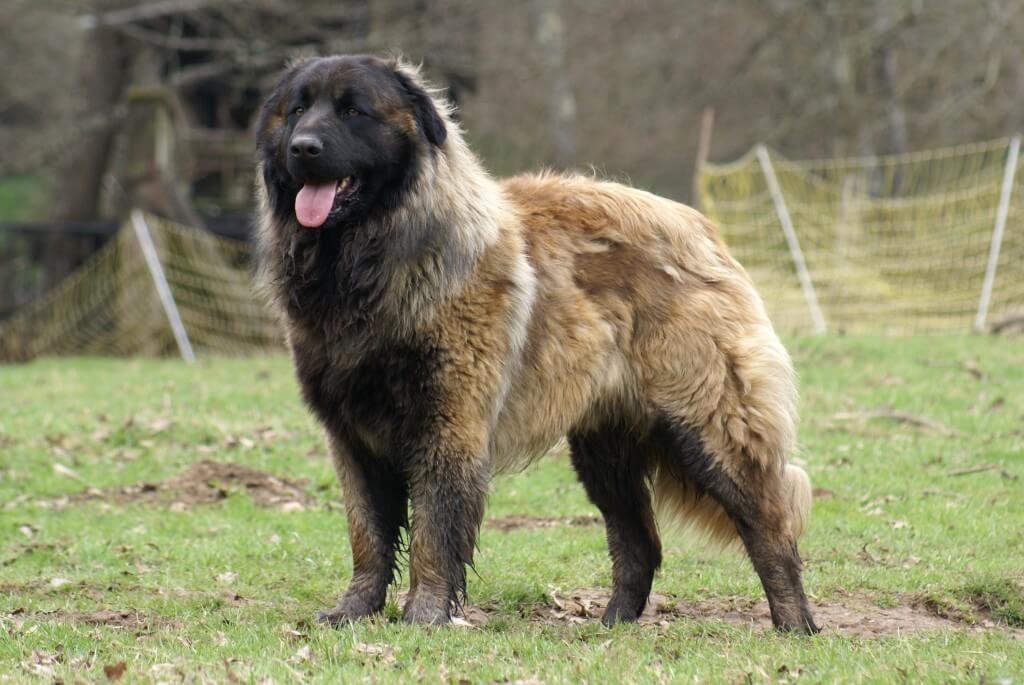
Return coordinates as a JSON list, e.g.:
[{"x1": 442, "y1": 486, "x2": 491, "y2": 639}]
[
  {"x1": 317, "y1": 434, "x2": 408, "y2": 626},
  {"x1": 644, "y1": 325, "x2": 817, "y2": 633},
  {"x1": 569, "y1": 420, "x2": 662, "y2": 625},
  {"x1": 651, "y1": 417, "x2": 818, "y2": 633}
]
